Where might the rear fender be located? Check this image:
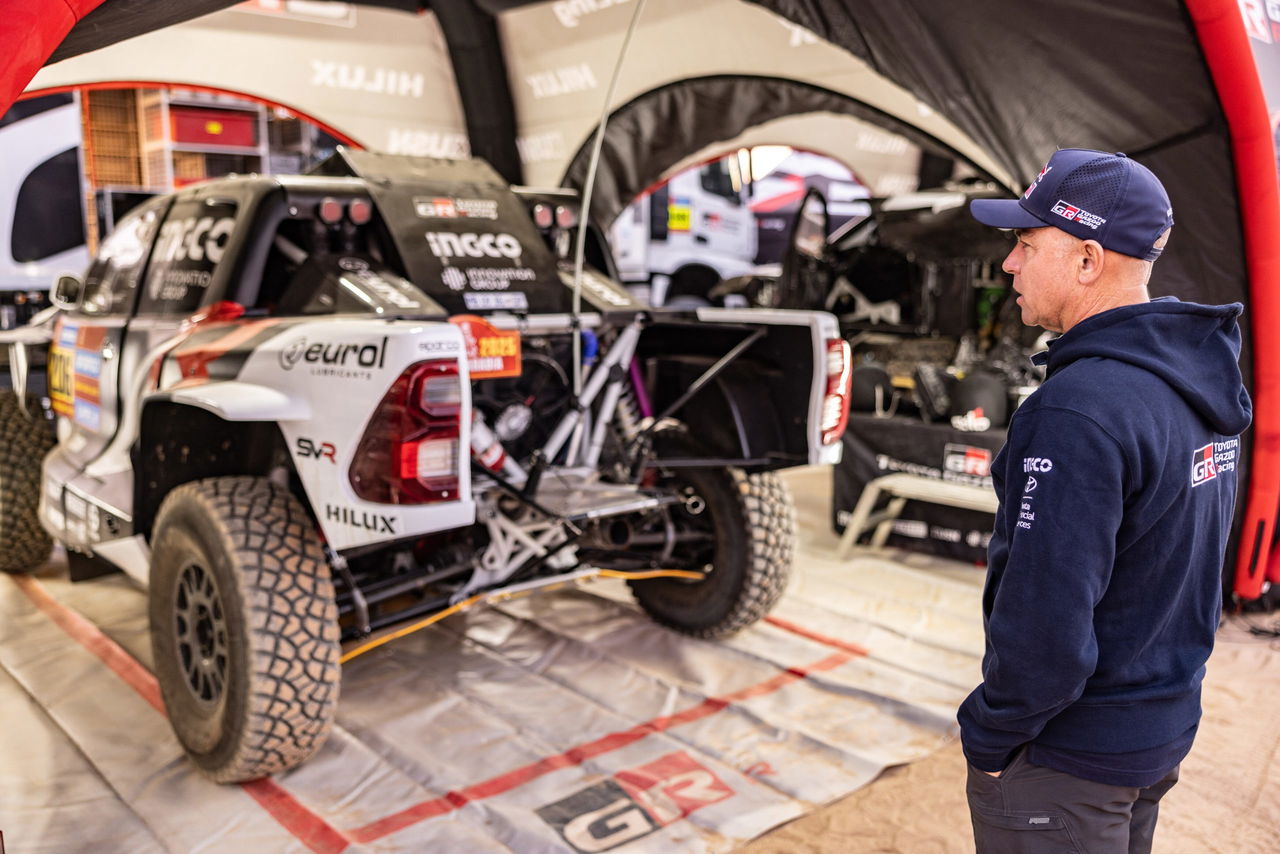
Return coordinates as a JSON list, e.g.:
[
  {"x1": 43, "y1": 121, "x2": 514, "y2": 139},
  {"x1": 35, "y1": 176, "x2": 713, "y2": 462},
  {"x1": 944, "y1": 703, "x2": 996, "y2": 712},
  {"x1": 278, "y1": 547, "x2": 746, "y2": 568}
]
[
  {"x1": 145, "y1": 319, "x2": 475, "y2": 551},
  {"x1": 145, "y1": 381, "x2": 311, "y2": 421},
  {"x1": 639, "y1": 307, "x2": 842, "y2": 469}
]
